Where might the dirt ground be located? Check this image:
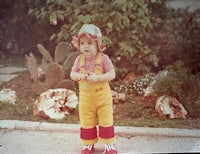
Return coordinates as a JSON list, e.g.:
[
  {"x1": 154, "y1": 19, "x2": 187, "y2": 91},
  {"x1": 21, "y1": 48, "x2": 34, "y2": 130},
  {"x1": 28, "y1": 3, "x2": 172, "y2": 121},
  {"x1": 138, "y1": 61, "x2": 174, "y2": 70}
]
[{"x1": 1, "y1": 70, "x2": 200, "y2": 129}]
